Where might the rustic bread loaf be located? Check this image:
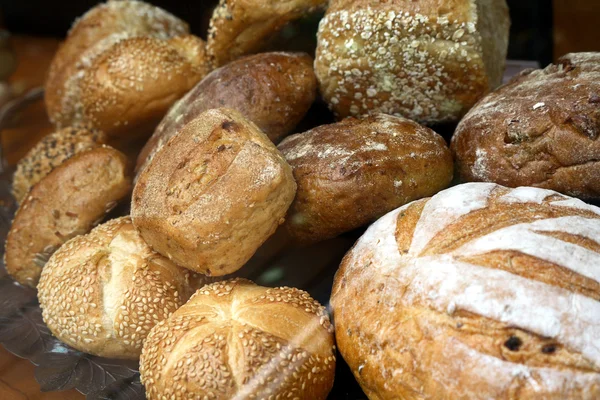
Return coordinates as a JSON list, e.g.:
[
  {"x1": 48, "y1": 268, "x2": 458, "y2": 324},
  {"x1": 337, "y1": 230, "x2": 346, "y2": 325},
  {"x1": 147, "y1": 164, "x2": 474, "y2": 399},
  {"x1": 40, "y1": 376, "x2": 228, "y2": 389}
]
[
  {"x1": 38, "y1": 217, "x2": 206, "y2": 359},
  {"x1": 136, "y1": 52, "x2": 317, "y2": 176},
  {"x1": 452, "y1": 52, "x2": 600, "y2": 200},
  {"x1": 207, "y1": 0, "x2": 328, "y2": 67},
  {"x1": 5, "y1": 146, "x2": 131, "y2": 287},
  {"x1": 132, "y1": 108, "x2": 296, "y2": 276},
  {"x1": 45, "y1": 0, "x2": 208, "y2": 140},
  {"x1": 140, "y1": 278, "x2": 335, "y2": 400},
  {"x1": 332, "y1": 182, "x2": 600, "y2": 399},
  {"x1": 278, "y1": 113, "x2": 453, "y2": 243},
  {"x1": 315, "y1": 0, "x2": 510, "y2": 124},
  {"x1": 12, "y1": 127, "x2": 106, "y2": 204}
]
